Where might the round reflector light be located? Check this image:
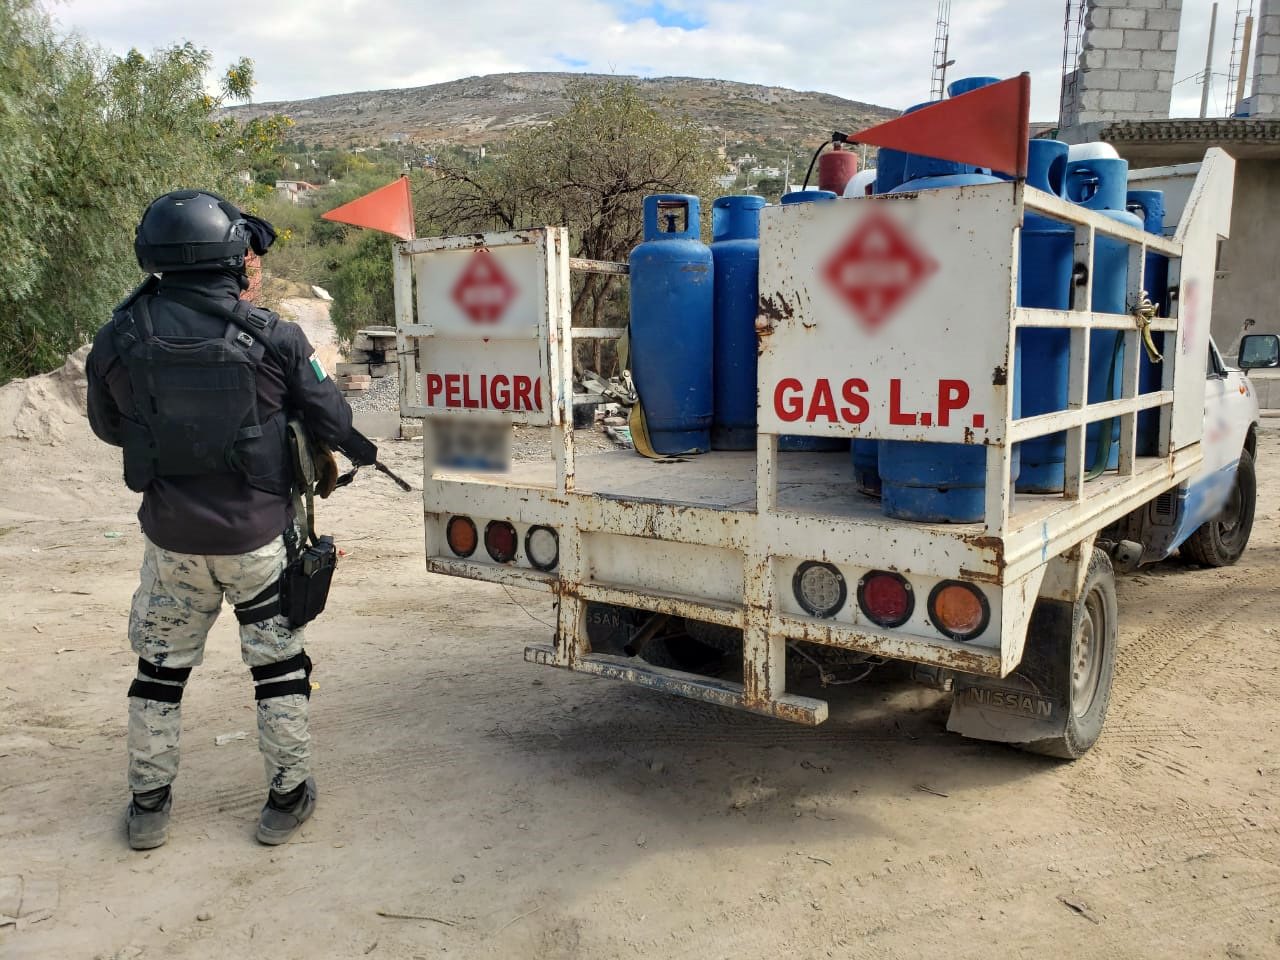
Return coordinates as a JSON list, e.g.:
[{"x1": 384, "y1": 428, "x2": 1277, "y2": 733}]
[
  {"x1": 445, "y1": 516, "x2": 477, "y2": 558},
  {"x1": 928, "y1": 581, "x2": 990, "y2": 641},
  {"x1": 484, "y1": 520, "x2": 519, "y2": 563},
  {"x1": 525, "y1": 525, "x2": 559, "y2": 571},
  {"x1": 857, "y1": 571, "x2": 914, "y2": 628},
  {"x1": 793, "y1": 561, "x2": 847, "y2": 618}
]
